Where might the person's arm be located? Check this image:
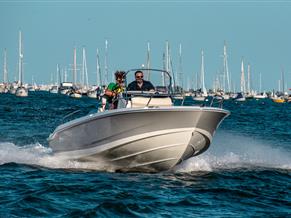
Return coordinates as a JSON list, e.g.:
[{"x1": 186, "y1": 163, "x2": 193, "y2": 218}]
[{"x1": 105, "y1": 89, "x2": 116, "y2": 97}]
